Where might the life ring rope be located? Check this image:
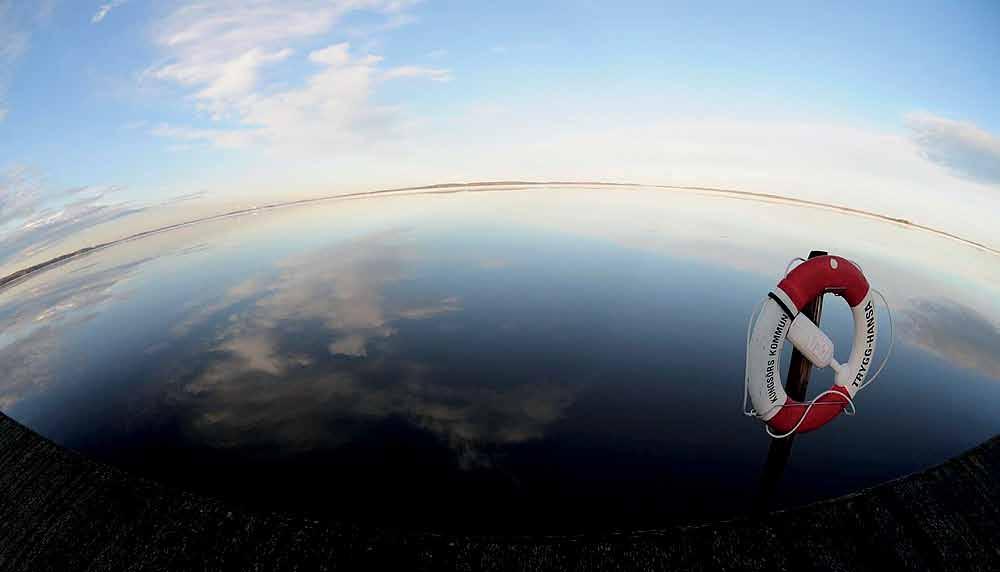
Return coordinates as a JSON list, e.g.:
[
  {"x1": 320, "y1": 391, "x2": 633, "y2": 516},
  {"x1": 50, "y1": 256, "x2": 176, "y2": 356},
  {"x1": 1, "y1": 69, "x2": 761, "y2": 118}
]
[{"x1": 742, "y1": 260, "x2": 894, "y2": 439}]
